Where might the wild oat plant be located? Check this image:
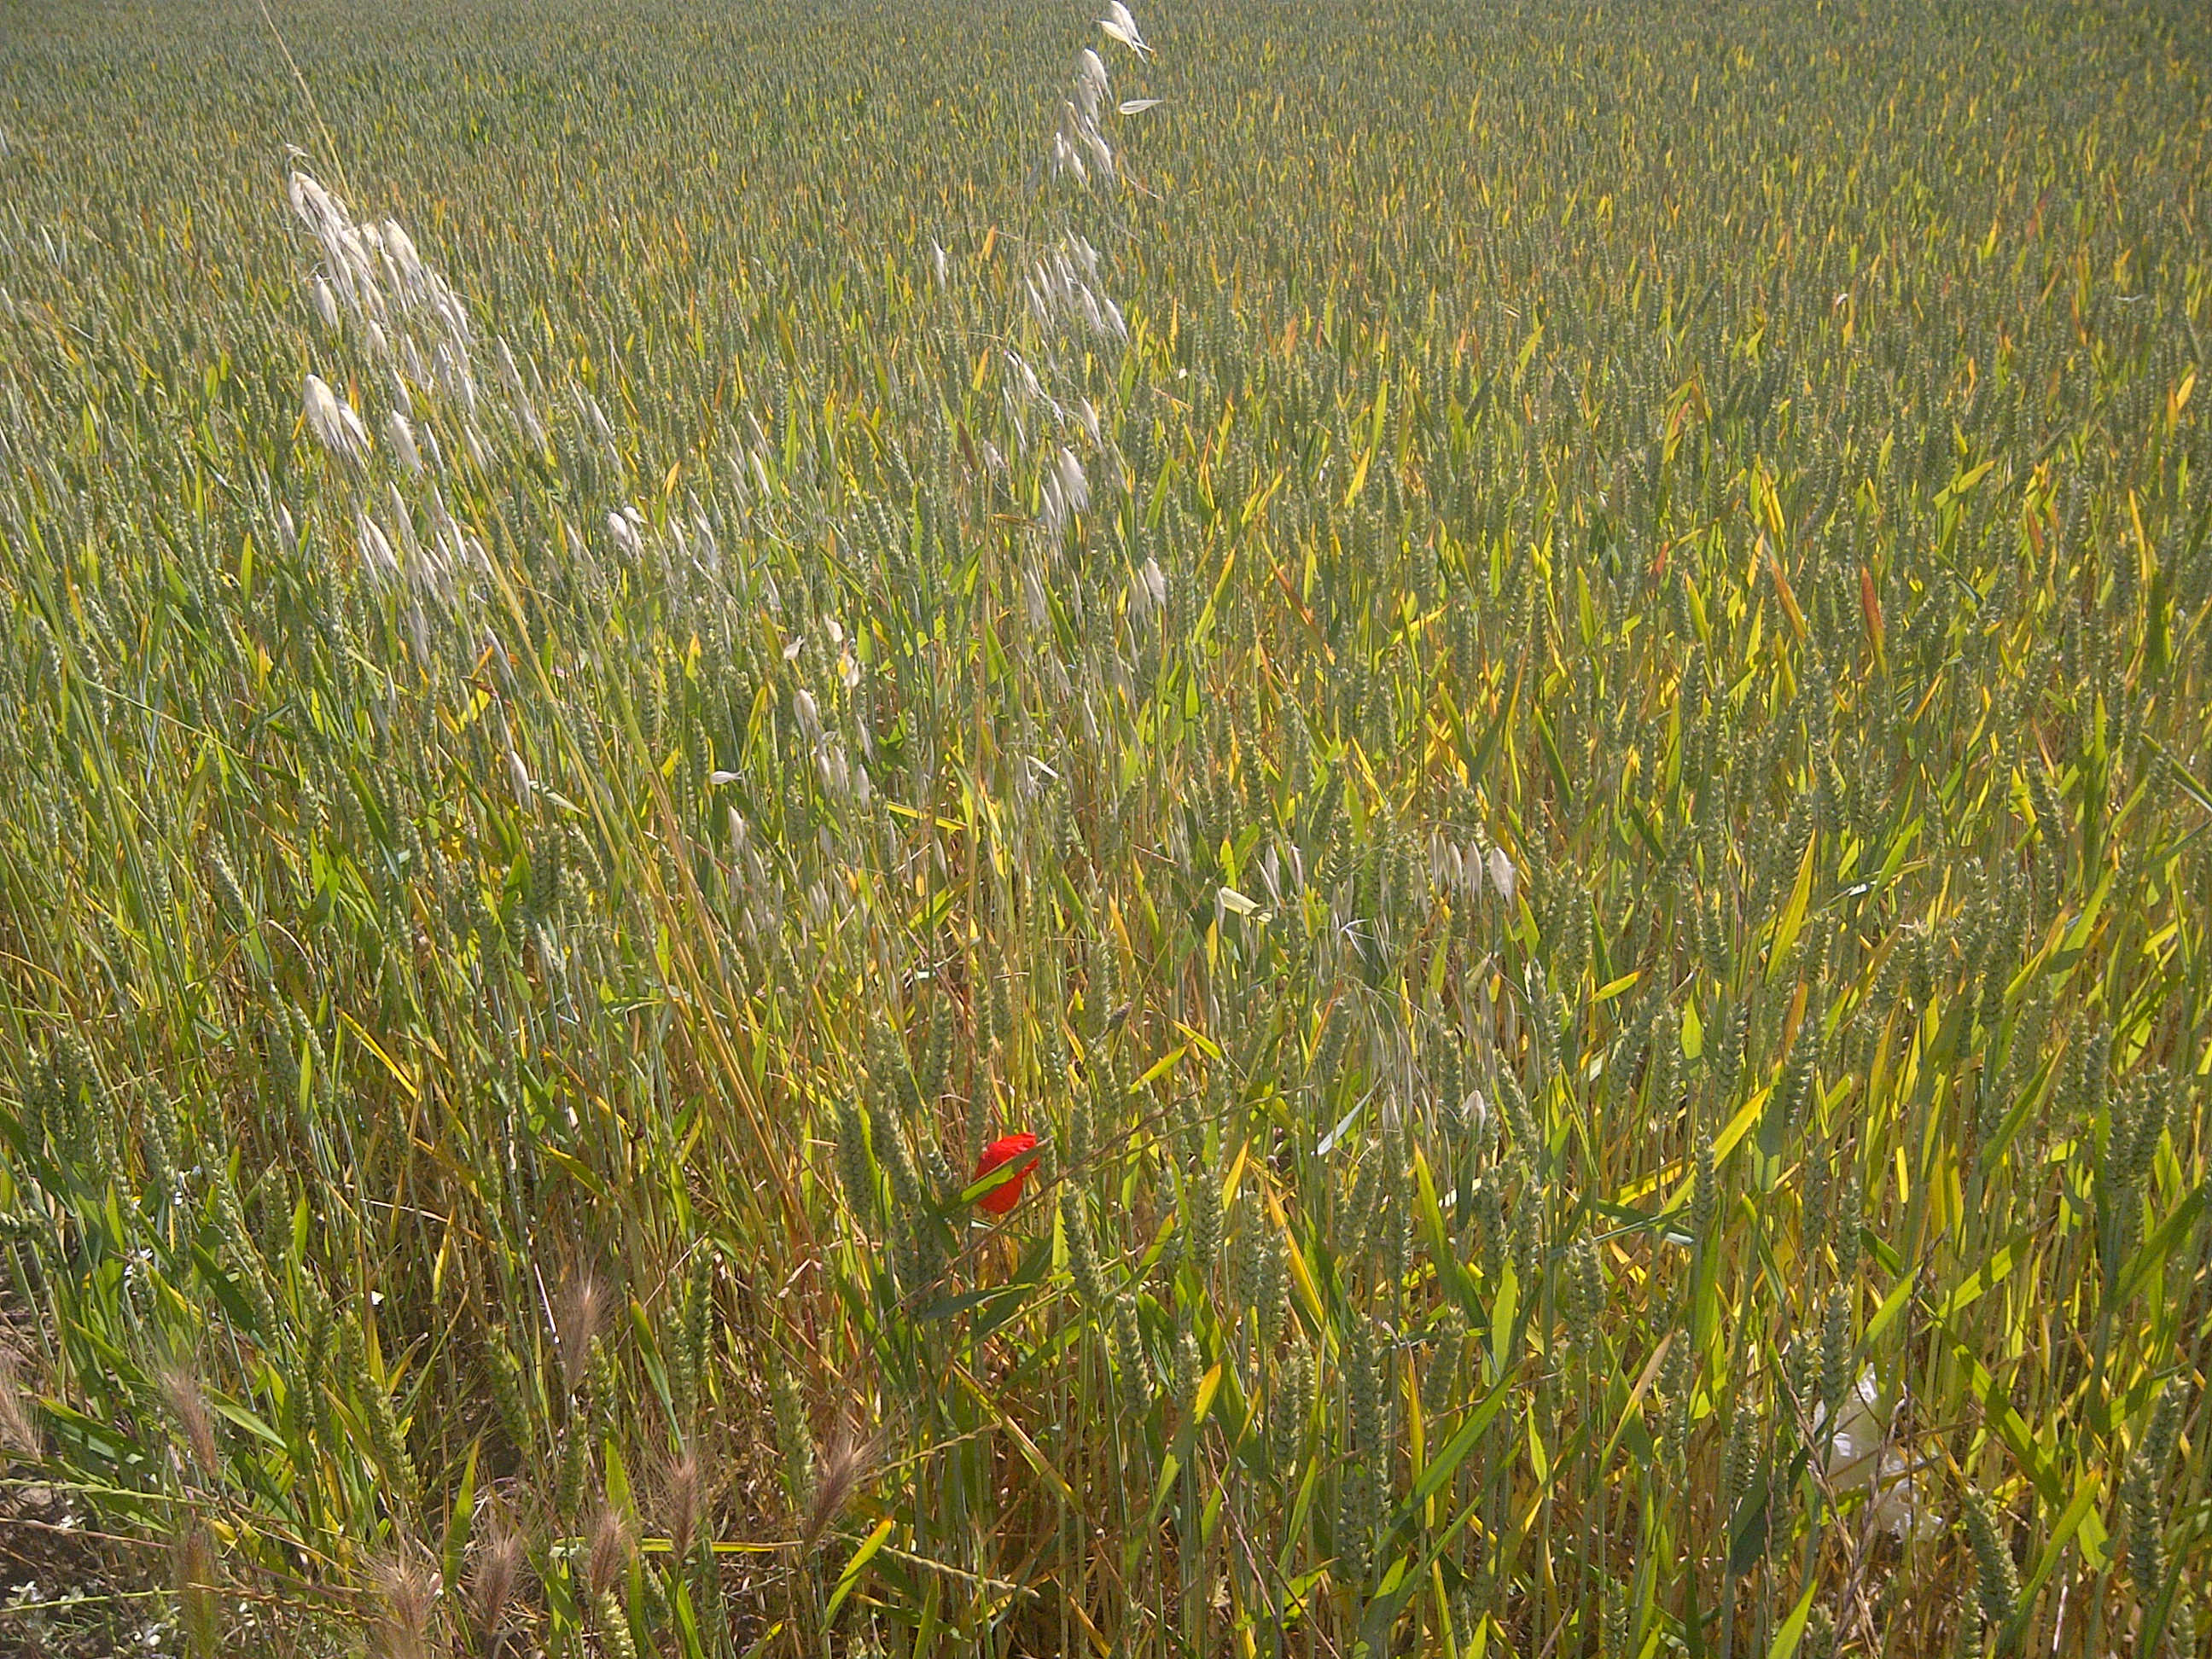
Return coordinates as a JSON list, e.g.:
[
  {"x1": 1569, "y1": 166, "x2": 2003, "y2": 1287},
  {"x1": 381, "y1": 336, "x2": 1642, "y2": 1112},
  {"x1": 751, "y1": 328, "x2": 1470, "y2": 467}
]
[{"x1": 0, "y1": 0, "x2": 2208, "y2": 1654}]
